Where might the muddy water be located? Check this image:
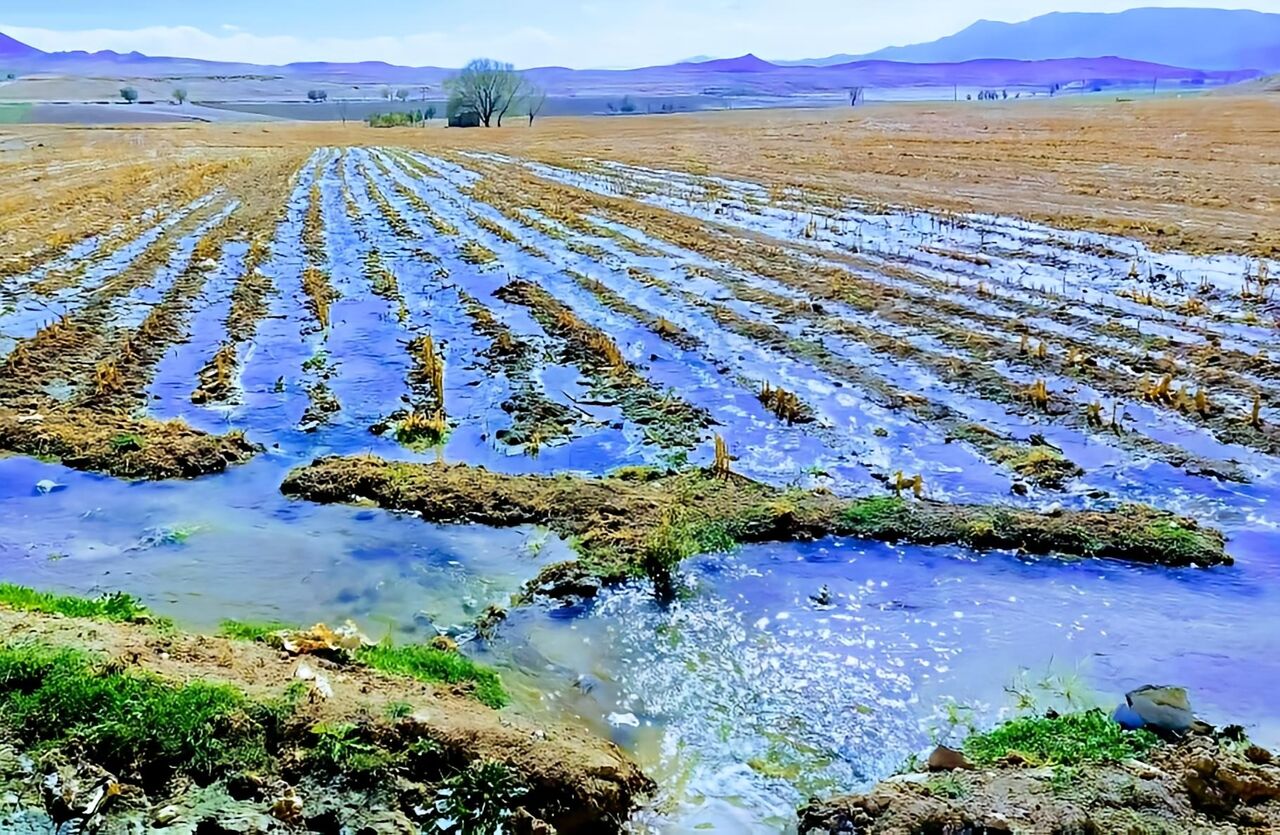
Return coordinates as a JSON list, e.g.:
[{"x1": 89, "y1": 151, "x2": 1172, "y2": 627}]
[{"x1": 3, "y1": 146, "x2": 1280, "y2": 833}]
